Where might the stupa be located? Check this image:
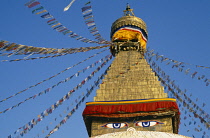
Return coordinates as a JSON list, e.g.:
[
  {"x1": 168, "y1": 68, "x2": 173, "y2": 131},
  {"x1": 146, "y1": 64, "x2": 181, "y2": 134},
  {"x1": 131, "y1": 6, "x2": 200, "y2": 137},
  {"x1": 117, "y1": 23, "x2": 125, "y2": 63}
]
[{"x1": 83, "y1": 4, "x2": 190, "y2": 138}]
